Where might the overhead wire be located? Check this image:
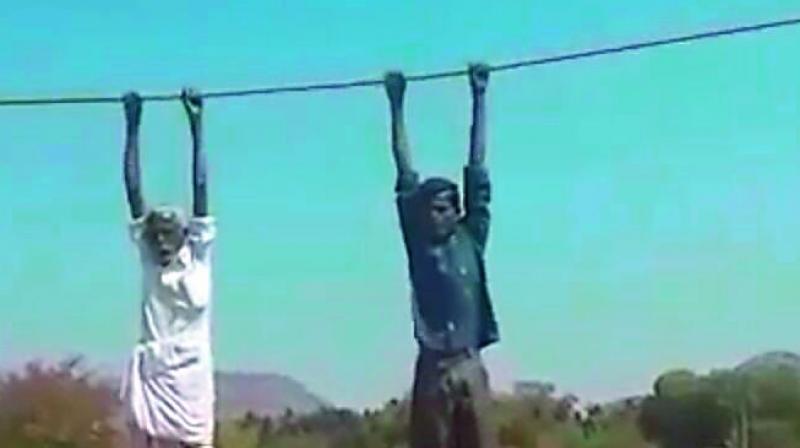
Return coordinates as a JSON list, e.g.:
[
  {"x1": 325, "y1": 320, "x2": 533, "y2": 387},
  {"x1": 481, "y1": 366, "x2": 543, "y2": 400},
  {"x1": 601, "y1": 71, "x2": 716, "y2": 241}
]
[{"x1": 1, "y1": 16, "x2": 798, "y2": 107}]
